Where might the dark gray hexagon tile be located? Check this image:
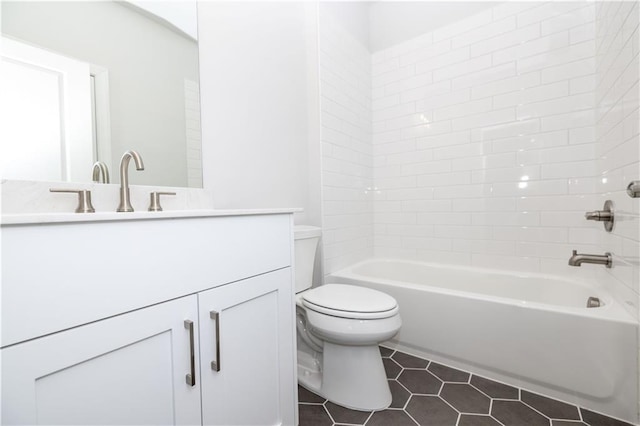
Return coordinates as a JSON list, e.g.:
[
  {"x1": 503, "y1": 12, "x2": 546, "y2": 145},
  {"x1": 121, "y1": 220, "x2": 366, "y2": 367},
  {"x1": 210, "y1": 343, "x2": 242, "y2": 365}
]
[
  {"x1": 522, "y1": 390, "x2": 580, "y2": 420},
  {"x1": 298, "y1": 404, "x2": 333, "y2": 426},
  {"x1": 398, "y1": 369, "x2": 443, "y2": 394},
  {"x1": 492, "y1": 400, "x2": 550, "y2": 426},
  {"x1": 389, "y1": 379, "x2": 411, "y2": 409},
  {"x1": 440, "y1": 383, "x2": 490, "y2": 414},
  {"x1": 298, "y1": 385, "x2": 326, "y2": 404},
  {"x1": 580, "y1": 409, "x2": 635, "y2": 426},
  {"x1": 297, "y1": 348, "x2": 632, "y2": 426},
  {"x1": 392, "y1": 351, "x2": 429, "y2": 369},
  {"x1": 406, "y1": 395, "x2": 459, "y2": 426},
  {"x1": 325, "y1": 401, "x2": 371, "y2": 425},
  {"x1": 383, "y1": 357, "x2": 402, "y2": 379},
  {"x1": 428, "y1": 362, "x2": 470, "y2": 382},
  {"x1": 470, "y1": 375, "x2": 519, "y2": 399},
  {"x1": 379, "y1": 345, "x2": 394, "y2": 358},
  {"x1": 458, "y1": 414, "x2": 503, "y2": 426},
  {"x1": 365, "y1": 409, "x2": 418, "y2": 426}
]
